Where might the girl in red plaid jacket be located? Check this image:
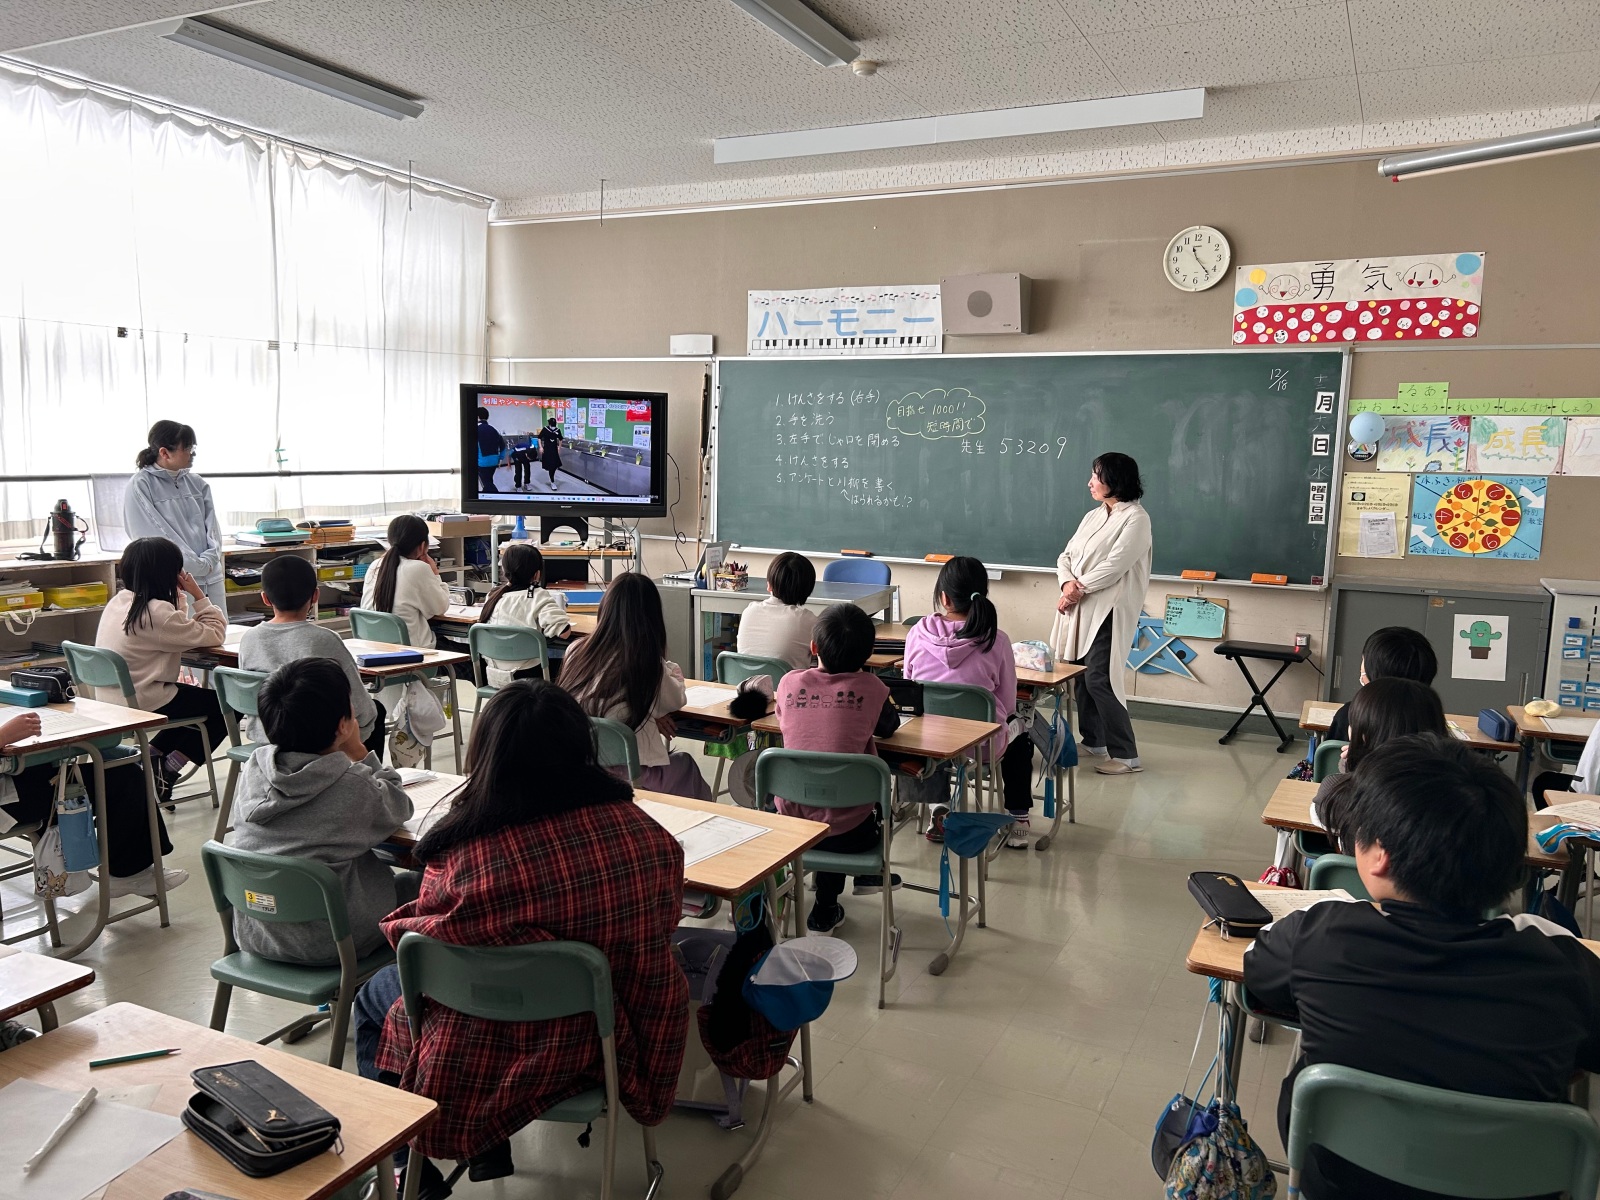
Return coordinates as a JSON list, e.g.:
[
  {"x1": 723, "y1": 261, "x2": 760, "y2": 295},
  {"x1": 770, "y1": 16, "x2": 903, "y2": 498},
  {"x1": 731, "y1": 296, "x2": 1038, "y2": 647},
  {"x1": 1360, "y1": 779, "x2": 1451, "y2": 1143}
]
[{"x1": 354, "y1": 680, "x2": 687, "y2": 1191}]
